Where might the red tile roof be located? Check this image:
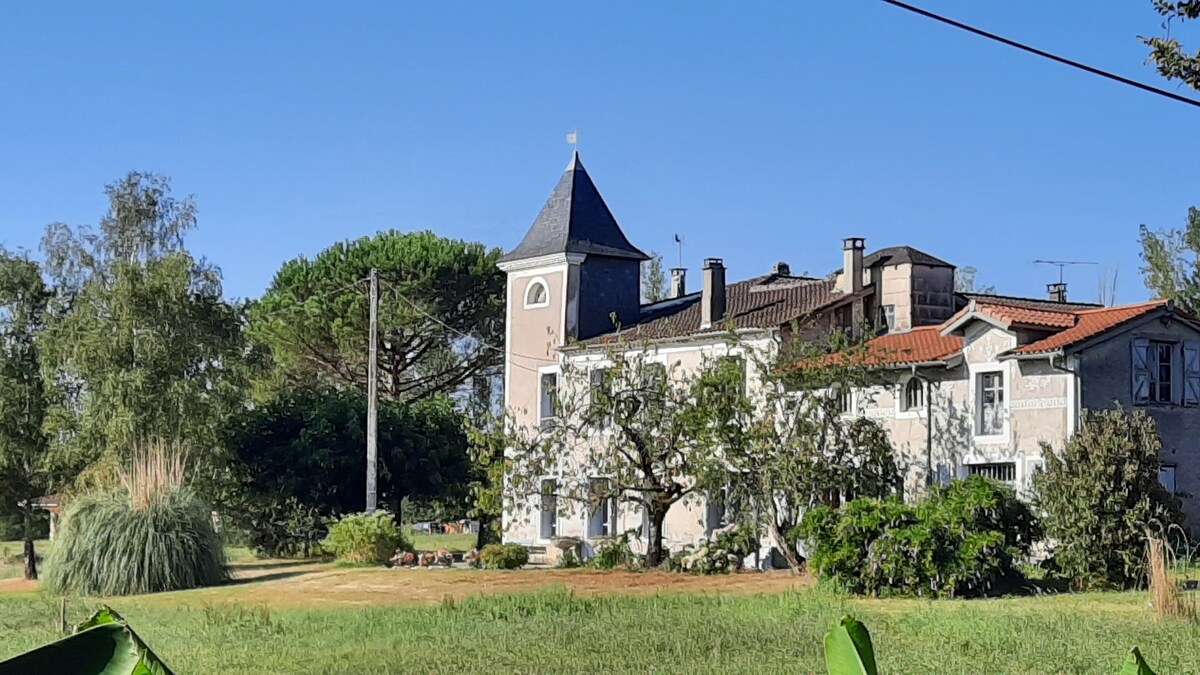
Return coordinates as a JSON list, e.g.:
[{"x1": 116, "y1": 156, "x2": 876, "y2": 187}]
[
  {"x1": 1012, "y1": 300, "x2": 1169, "y2": 354},
  {"x1": 857, "y1": 326, "x2": 963, "y2": 365}
]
